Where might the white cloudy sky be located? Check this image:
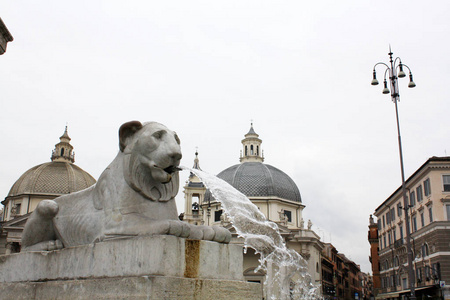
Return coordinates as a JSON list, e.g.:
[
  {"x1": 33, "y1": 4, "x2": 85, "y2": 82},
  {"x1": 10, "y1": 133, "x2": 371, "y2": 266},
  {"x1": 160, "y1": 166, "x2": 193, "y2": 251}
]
[{"x1": 1, "y1": 1, "x2": 450, "y2": 273}]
